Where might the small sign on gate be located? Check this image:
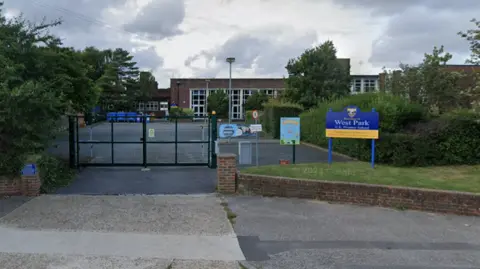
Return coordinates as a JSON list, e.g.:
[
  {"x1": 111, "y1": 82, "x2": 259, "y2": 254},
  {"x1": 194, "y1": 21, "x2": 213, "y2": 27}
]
[{"x1": 148, "y1": 128, "x2": 155, "y2": 138}]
